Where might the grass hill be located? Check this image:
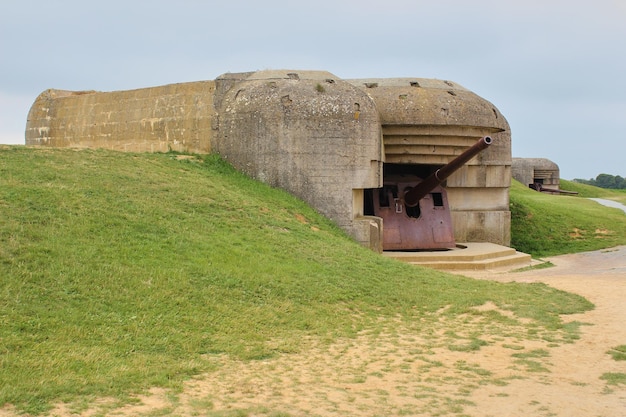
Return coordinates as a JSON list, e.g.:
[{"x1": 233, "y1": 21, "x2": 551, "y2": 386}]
[
  {"x1": 1, "y1": 146, "x2": 622, "y2": 414},
  {"x1": 510, "y1": 179, "x2": 626, "y2": 256},
  {"x1": 560, "y1": 178, "x2": 626, "y2": 202}
]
